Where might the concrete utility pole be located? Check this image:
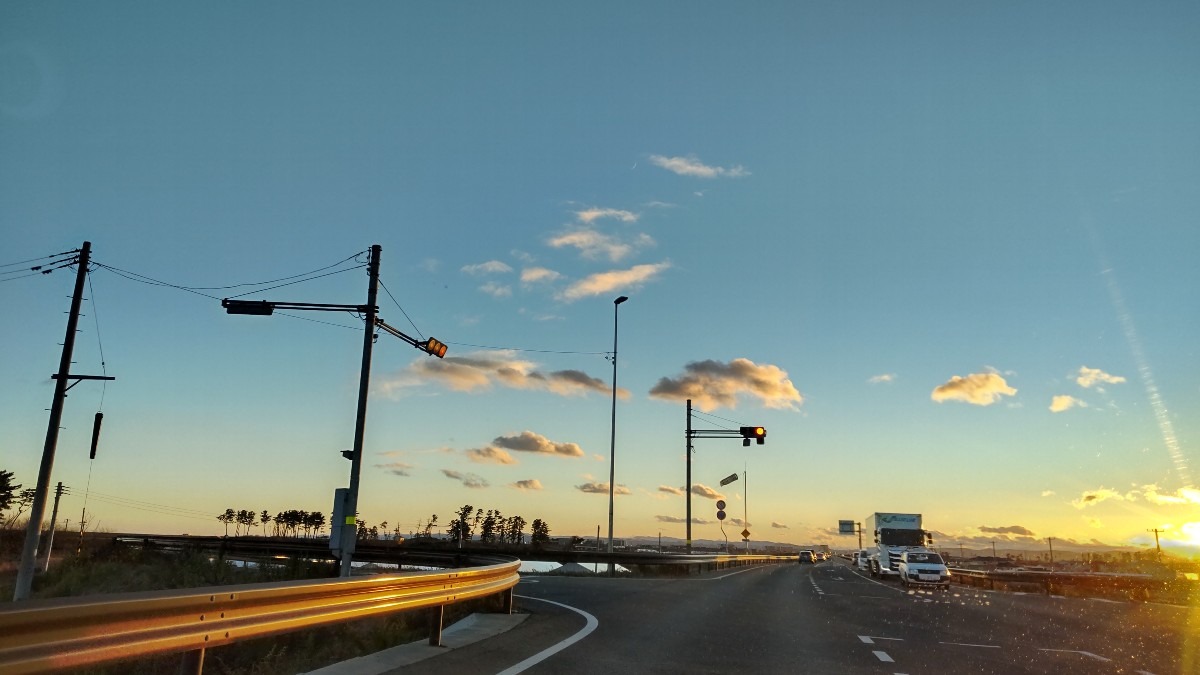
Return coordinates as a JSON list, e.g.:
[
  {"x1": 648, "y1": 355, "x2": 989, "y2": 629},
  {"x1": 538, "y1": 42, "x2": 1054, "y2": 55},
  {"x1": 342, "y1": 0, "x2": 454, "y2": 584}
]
[
  {"x1": 40, "y1": 482, "x2": 67, "y2": 572},
  {"x1": 1047, "y1": 537, "x2": 1055, "y2": 565},
  {"x1": 1148, "y1": 528, "x2": 1165, "y2": 560},
  {"x1": 15, "y1": 242, "x2": 113, "y2": 601},
  {"x1": 686, "y1": 399, "x2": 693, "y2": 553}
]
